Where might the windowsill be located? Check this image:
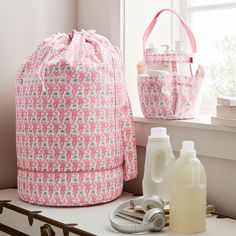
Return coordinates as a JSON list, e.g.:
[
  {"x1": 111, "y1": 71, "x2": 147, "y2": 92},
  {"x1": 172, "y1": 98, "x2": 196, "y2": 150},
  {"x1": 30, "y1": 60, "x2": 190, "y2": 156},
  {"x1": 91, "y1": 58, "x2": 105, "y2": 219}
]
[
  {"x1": 134, "y1": 115, "x2": 236, "y2": 161},
  {"x1": 134, "y1": 115, "x2": 236, "y2": 133}
]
